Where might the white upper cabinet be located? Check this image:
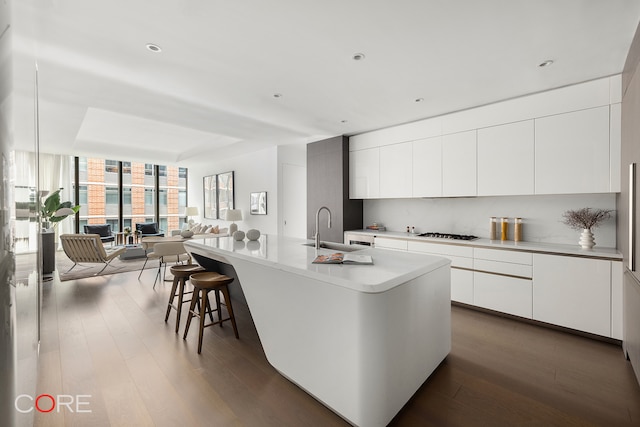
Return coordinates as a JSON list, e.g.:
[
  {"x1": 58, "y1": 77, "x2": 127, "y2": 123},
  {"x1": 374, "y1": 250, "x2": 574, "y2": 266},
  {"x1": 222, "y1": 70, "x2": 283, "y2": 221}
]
[
  {"x1": 412, "y1": 136, "x2": 442, "y2": 197},
  {"x1": 477, "y1": 120, "x2": 534, "y2": 196},
  {"x1": 349, "y1": 147, "x2": 379, "y2": 199},
  {"x1": 442, "y1": 130, "x2": 477, "y2": 197},
  {"x1": 348, "y1": 76, "x2": 620, "y2": 199},
  {"x1": 379, "y1": 142, "x2": 413, "y2": 198},
  {"x1": 534, "y1": 106, "x2": 610, "y2": 194},
  {"x1": 610, "y1": 103, "x2": 621, "y2": 193}
]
